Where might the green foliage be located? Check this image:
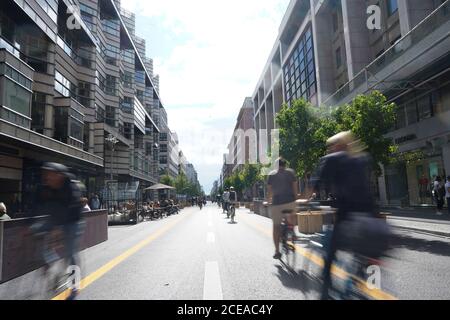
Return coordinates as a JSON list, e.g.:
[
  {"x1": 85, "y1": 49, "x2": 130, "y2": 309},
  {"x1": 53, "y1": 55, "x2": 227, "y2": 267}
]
[
  {"x1": 276, "y1": 91, "x2": 397, "y2": 178},
  {"x1": 160, "y1": 175, "x2": 174, "y2": 187},
  {"x1": 174, "y1": 173, "x2": 190, "y2": 195},
  {"x1": 241, "y1": 164, "x2": 263, "y2": 190},
  {"x1": 276, "y1": 99, "x2": 338, "y2": 178},
  {"x1": 333, "y1": 91, "x2": 397, "y2": 175}
]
